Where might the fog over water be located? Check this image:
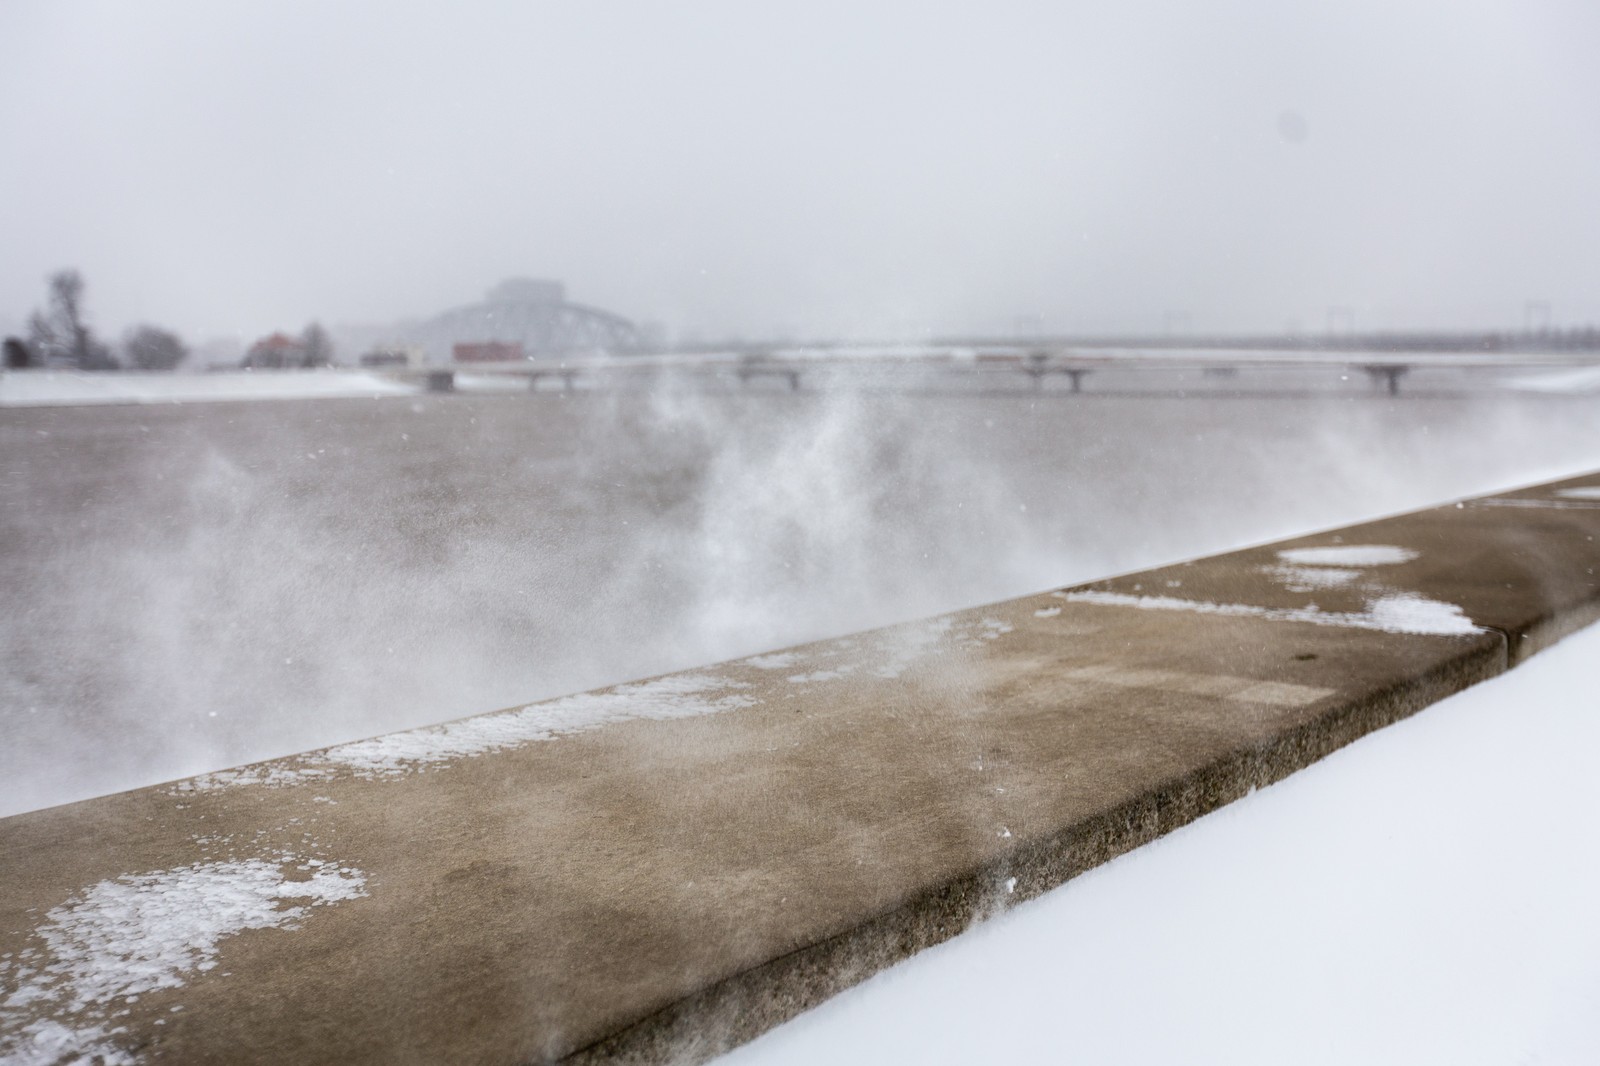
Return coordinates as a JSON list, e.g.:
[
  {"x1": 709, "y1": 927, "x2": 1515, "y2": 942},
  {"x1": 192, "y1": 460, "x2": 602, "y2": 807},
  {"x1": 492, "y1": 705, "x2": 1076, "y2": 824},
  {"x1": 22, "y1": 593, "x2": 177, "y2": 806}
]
[
  {"x1": 3, "y1": 2, "x2": 1600, "y2": 341},
  {"x1": 3, "y1": 376, "x2": 1599, "y2": 816},
  {"x1": 4, "y1": 3, "x2": 1600, "y2": 815}
]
